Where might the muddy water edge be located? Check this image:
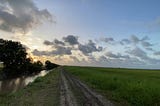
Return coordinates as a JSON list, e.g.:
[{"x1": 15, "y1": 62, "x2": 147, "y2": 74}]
[{"x1": 0, "y1": 70, "x2": 50, "y2": 94}]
